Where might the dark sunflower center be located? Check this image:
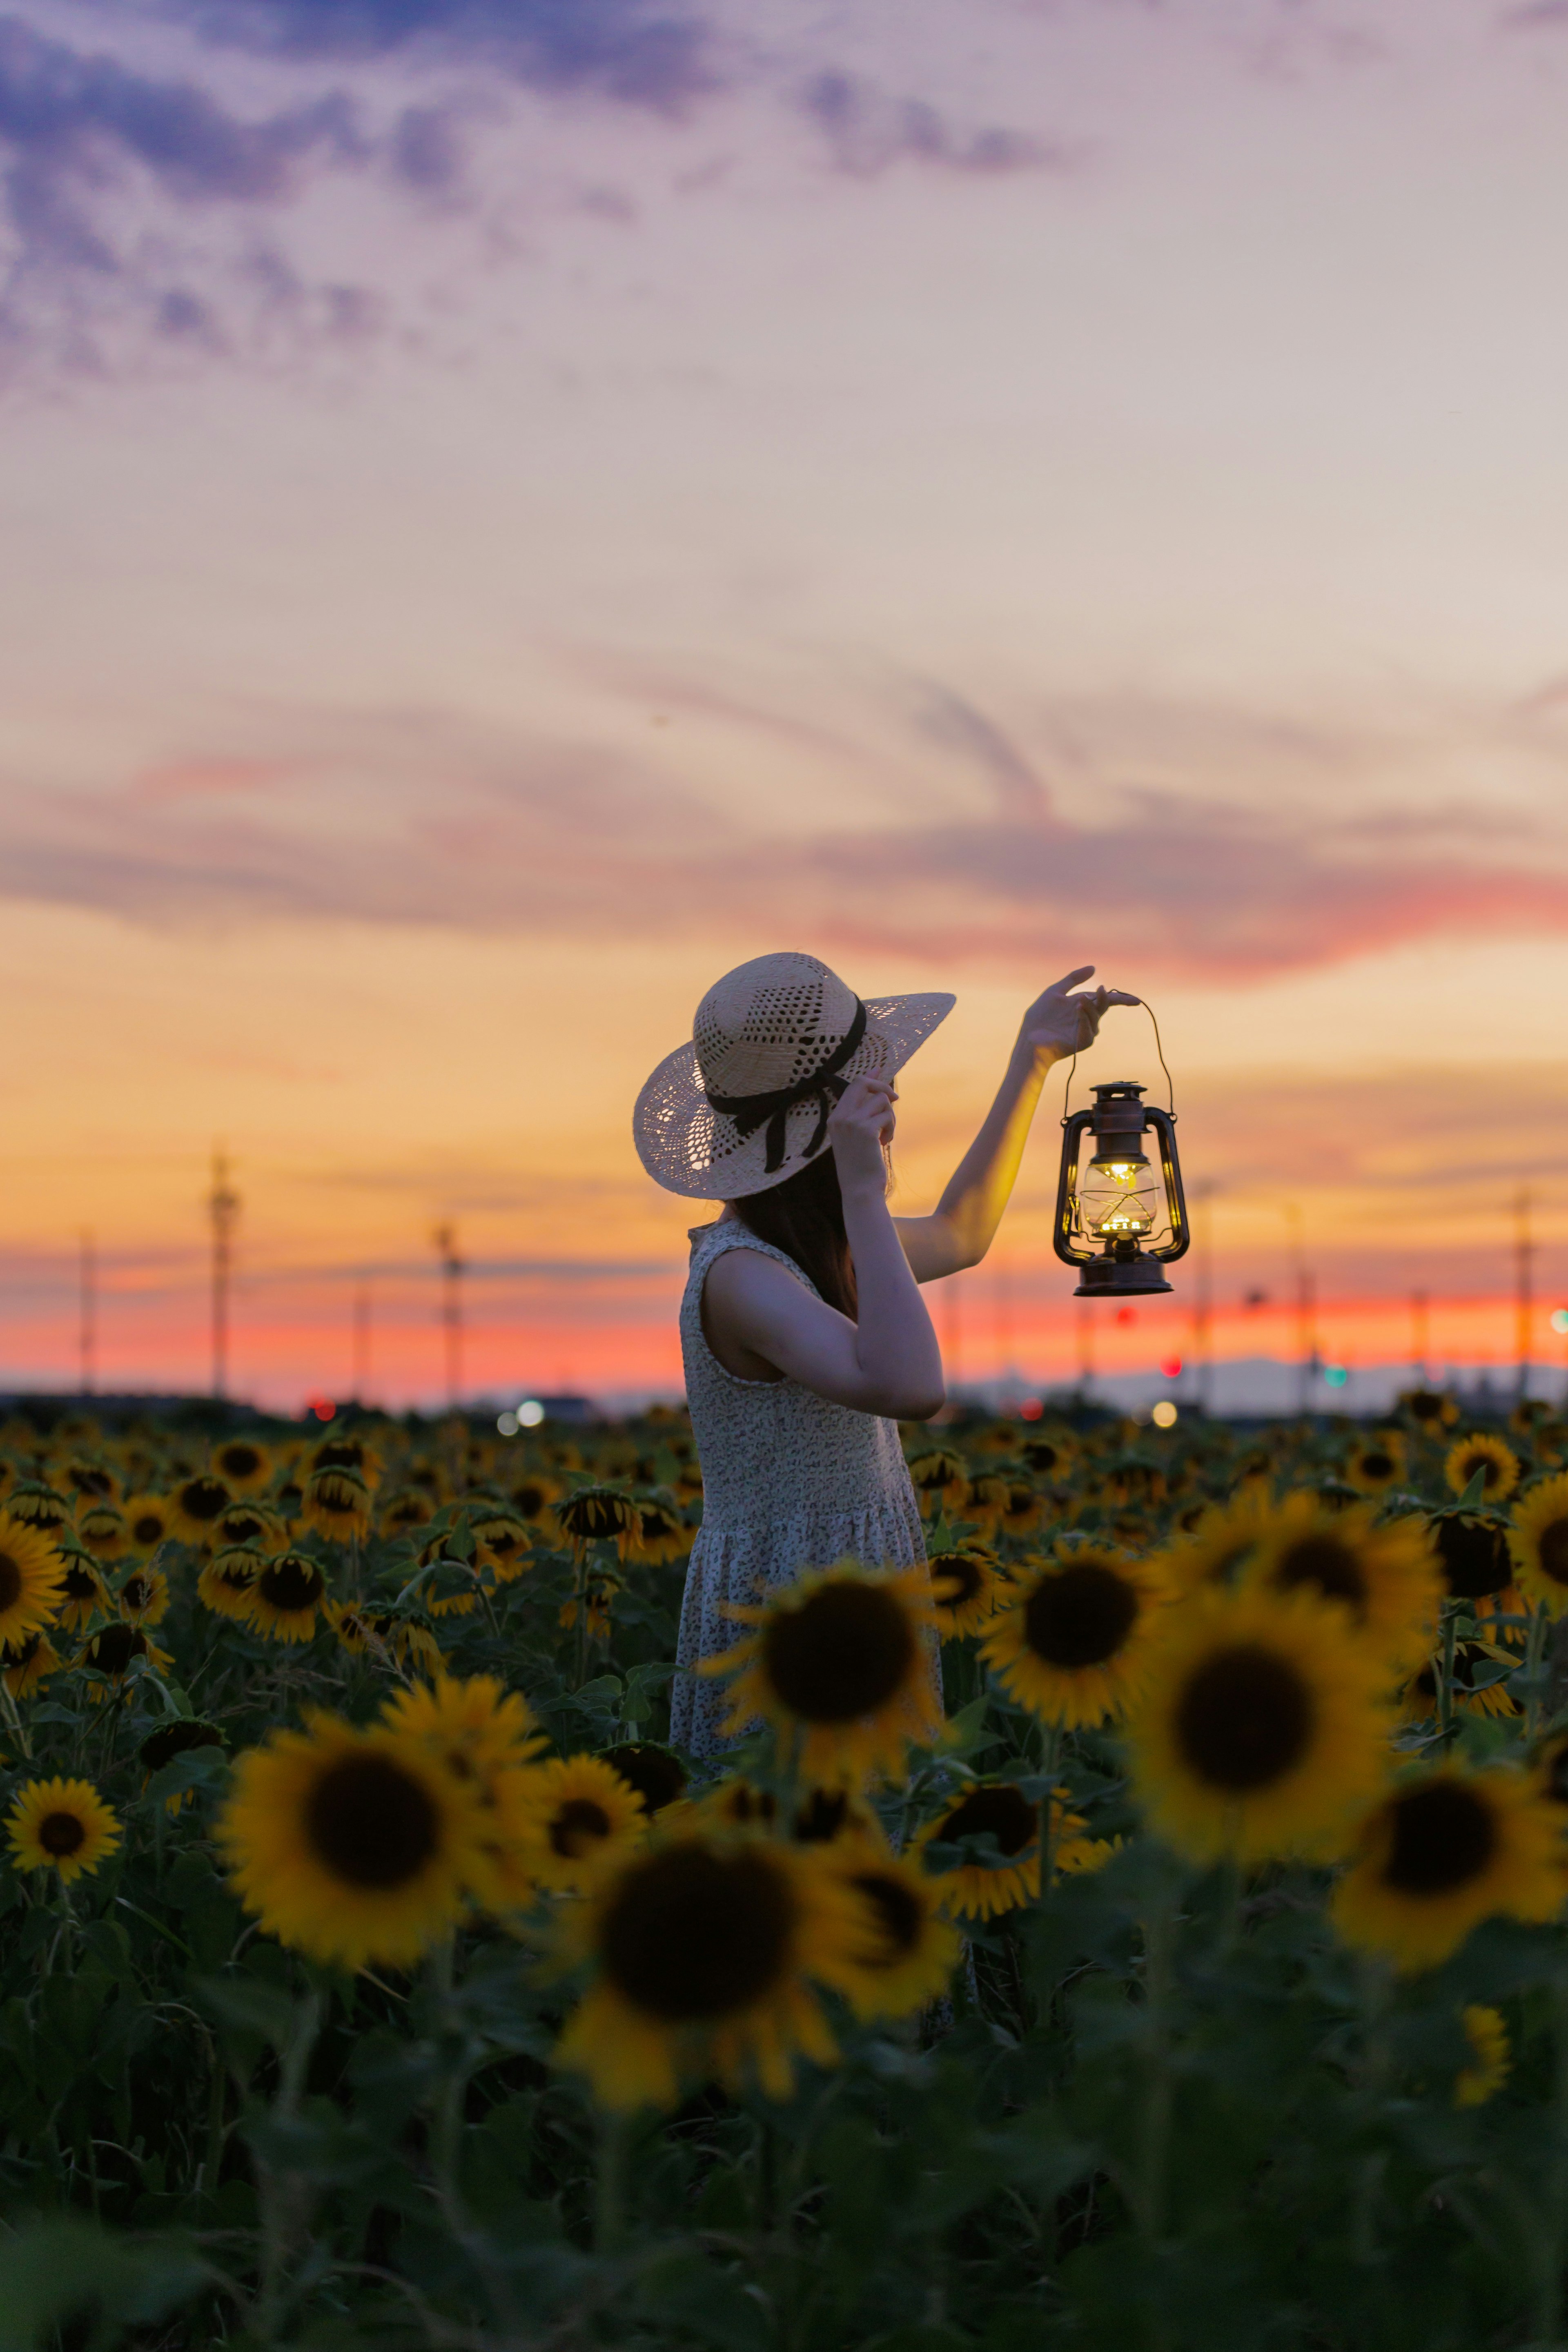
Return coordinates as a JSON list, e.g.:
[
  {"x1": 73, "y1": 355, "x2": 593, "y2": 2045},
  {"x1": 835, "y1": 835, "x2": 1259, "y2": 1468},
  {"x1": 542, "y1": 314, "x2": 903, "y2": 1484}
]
[
  {"x1": 763, "y1": 1581, "x2": 915, "y2": 1722},
  {"x1": 1536, "y1": 1519, "x2": 1568, "y2": 1588},
  {"x1": 220, "y1": 1446, "x2": 261, "y2": 1479},
  {"x1": 724, "y1": 1784, "x2": 776, "y2": 1827},
  {"x1": 793, "y1": 1788, "x2": 851, "y2": 1842},
  {"x1": 514, "y1": 1482, "x2": 547, "y2": 1516},
  {"x1": 549, "y1": 1797, "x2": 612, "y2": 1858},
  {"x1": 64, "y1": 1565, "x2": 98, "y2": 1600},
  {"x1": 314, "y1": 1443, "x2": 363, "y2": 1472},
  {"x1": 305, "y1": 1755, "x2": 439, "y2": 1889},
  {"x1": 140, "y1": 1720, "x2": 222, "y2": 1771},
  {"x1": 853, "y1": 1869, "x2": 922, "y2": 1962},
  {"x1": 600, "y1": 1845, "x2": 795, "y2": 2022},
  {"x1": 561, "y1": 1495, "x2": 627, "y2": 1539},
  {"x1": 1382, "y1": 1781, "x2": 1495, "y2": 1895},
  {"x1": 122, "y1": 1576, "x2": 152, "y2": 1612},
  {"x1": 1022, "y1": 1562, "x2": 1139, "y2": 1669},
  {"x1": 939, "y1": 1783, "x2": 1036, "y2": 1857},
  {"x1": 1360, "y1": 1452, "x2": 1394, "y2": 1480},
  {"x1": 257, "y1": 1557, "x2": 324, "y2": 1612},
  {"x1": 1547, "y1": 1748, "x2": 1568, "y2": 1806},
  {"x1": 598, "y1": 1744, "x2": 686, "y2": 1813},
  {"x1": 1461, "y1": 1452, "x2": 1499, "y2": 1491},
  {"x1": 3, "y1": 1633, "x2": 40, "y2": 1668},
  {"x1": 133, "y1": 1515, "x2": 165, "y2": 1546},
  {"x1": 640, "y1": 1508, "x2": 678, "y2": 1541},
  {"x1": 180, "y1": 1479, "x2": 227, "y2": 1523},
  {"x1": 90, "y1": 1623, "x2": 143, "y2": 1673},
  {"x1": 0, "y1": 1555, "x2": 22, "y2": 1612},
  {"x1": 39, "y1": 1811, "x2": 85, "y2": 1857},
  {"x1": 1271, "y1": 1536, "x2": 1368, "y2": 1616},
  {"x1": 1410, "y1": 1393, "x2": 1445, "y2": 1423},
  {"x1": 931, "y1": 1556, "x2": 983, "y2": 1608},
  {"x1": 224, "y1": 1513, "x2": 264, "y2": 1544},
  {"x1": 1173, "y1": 1644, "x2": 1313, "y2": 1792},
  {"x1": 1025, "y1": 1442, "x2": 1061, "y2": 1474},
  {"x1": 1434, "y1": 1517, "x2": 1512, "y2": 1600}
]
